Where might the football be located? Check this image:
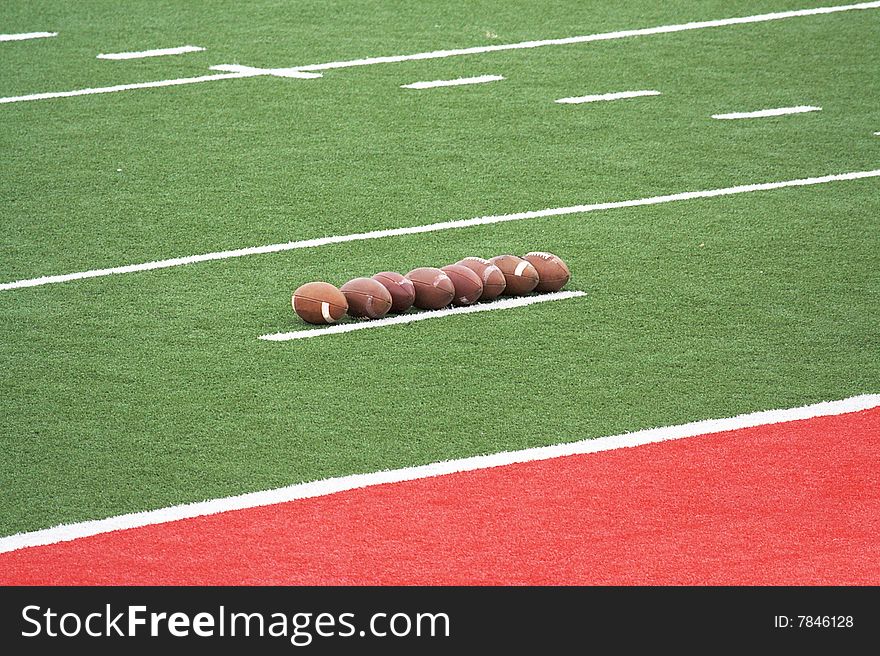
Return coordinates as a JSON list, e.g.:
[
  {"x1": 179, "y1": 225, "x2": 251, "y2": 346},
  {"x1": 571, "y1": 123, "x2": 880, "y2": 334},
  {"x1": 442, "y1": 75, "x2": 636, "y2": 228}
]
[
  {"x1": 405, "y1": 267, "x2": 455, "y2": 309},
  {"x1": 488, "y1": 254, "x2": 539, "y2": 295},
  {"x1": 523, "y1": 252, "x2": 571, "y2": 292},
  {"x1": 441, "y1": 264, "x2": 484, "y2": 306},
  {"x1": 371, "y1": 271, "x2": 416, "y2": 313},
  {"x1": 340, "y1": 277, "x2": 393, "y2": 319},
  {"x1": 292, "y1": 281, "x2": 349, "y2": 324},
  {"x1": 455, "y1": 257, "x2": 507, "y2": 301}
]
